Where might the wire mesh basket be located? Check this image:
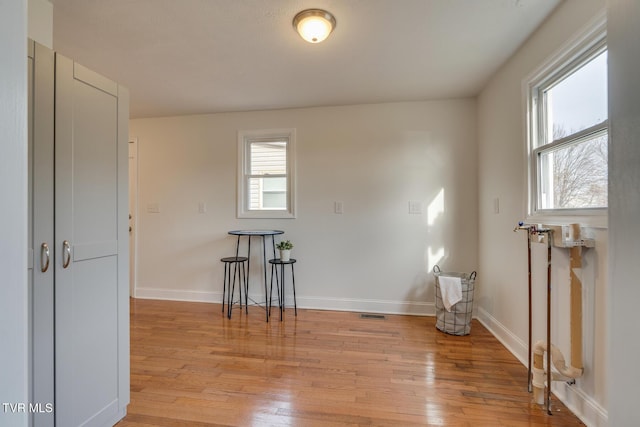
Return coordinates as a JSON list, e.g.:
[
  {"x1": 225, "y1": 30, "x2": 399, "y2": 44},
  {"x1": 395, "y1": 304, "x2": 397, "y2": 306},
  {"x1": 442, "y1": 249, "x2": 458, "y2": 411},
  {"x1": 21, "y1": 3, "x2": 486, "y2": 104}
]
[{"x1": 433, "y1": 265, "x2": 477, "y2": 336}]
